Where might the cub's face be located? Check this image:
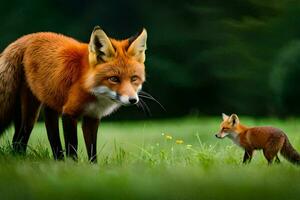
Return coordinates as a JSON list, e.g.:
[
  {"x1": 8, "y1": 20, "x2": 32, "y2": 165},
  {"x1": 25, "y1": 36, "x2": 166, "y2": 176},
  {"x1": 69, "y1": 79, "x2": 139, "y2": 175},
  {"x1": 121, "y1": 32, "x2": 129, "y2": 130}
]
[{"x1": 215, "y1": 113, "x2": 240, "y2": 139}]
